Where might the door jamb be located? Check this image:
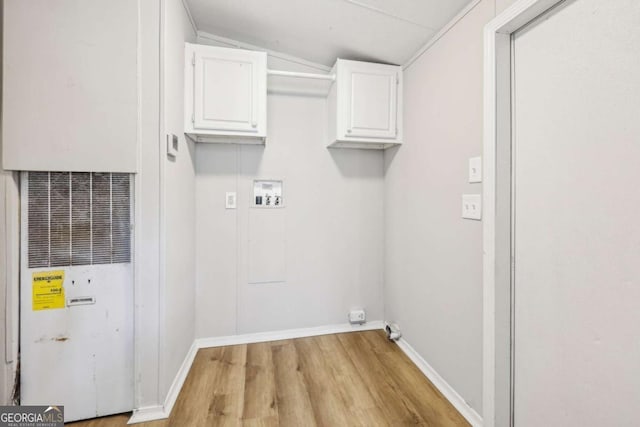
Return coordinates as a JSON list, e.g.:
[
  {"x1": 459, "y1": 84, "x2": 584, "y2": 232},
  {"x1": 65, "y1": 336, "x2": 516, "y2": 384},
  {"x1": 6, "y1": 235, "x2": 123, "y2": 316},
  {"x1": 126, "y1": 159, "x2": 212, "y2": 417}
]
[
  {"x1": 2, "y1": 173, "x2": 20, "y2": 404},
  {"x1": 482, "y1": 0, "x2": 565, "y2": 425}
]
